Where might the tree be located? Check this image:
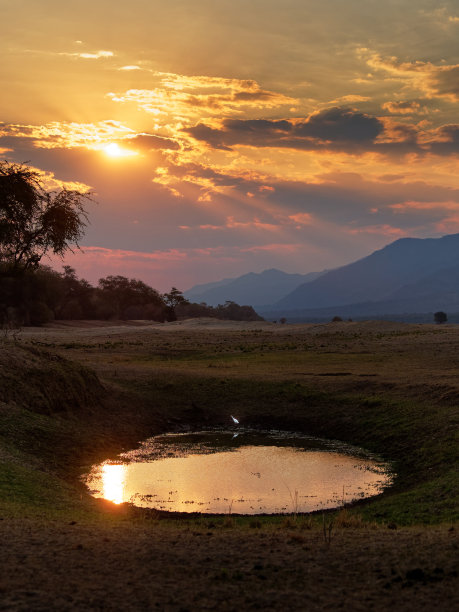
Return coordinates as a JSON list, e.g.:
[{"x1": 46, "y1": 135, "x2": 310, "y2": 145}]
[
  {"x1": 163, "y1": 287, "x2": 189, "y2": 309},
  {"x1": 215, "y1": 300, "x2": 264, "y2": 322},
  {"x1": 0, "y1": 161, "x2": 90, "y2": 274},
  {"x1": 434, "y1": 311, "x2": 447, "y2": 324},
  {"x1": 163, "y1": 287, "x2": 190, "y2": 321},
  {"x1": 55, "y1": 266, "x2": 93, "y2": 319},
  {"x1": 97, "y1": 275, "x2": 166, "y2": 320}
]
